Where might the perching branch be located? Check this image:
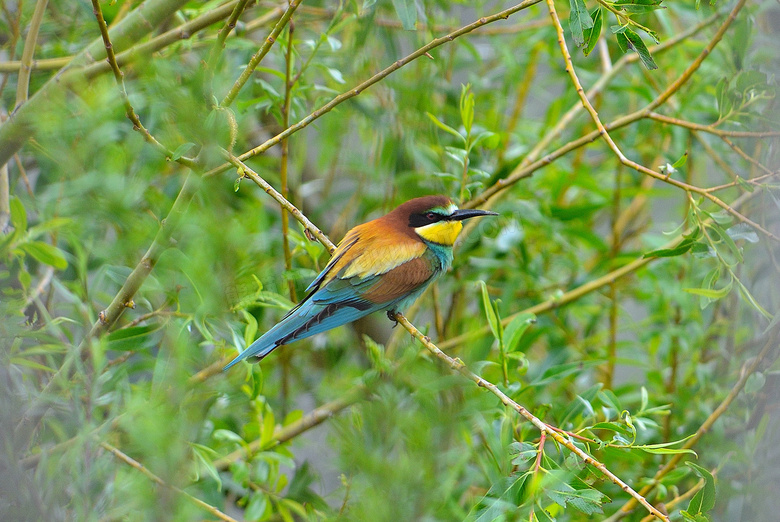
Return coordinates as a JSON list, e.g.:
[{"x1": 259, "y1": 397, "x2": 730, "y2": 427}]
[{"x1": 393, "y1": 312, "x2": 670, "y2": 521}]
